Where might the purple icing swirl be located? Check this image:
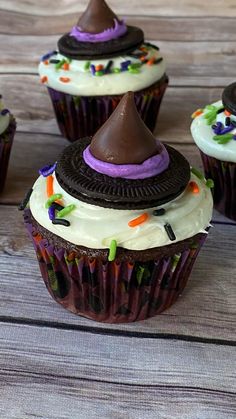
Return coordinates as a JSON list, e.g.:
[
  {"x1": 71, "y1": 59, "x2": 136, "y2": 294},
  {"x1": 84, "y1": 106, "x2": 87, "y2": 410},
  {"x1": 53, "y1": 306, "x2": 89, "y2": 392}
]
[
  {"x1": 70, "y1": 19, "x2": 127, "y2": 43},
  {"x1": 83, "y1": 143, "x2": 170, "y2": 179}
]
